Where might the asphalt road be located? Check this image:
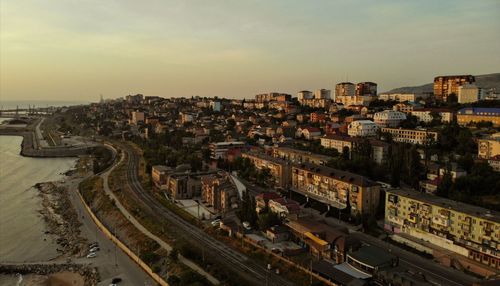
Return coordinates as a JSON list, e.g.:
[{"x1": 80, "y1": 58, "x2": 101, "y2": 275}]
[
  {"x1": 64, "y1": 178, "x2": 154, "y2": 286},
  {"x1": 121, "y1": 144, "x2": 295, "y2": 286}
]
